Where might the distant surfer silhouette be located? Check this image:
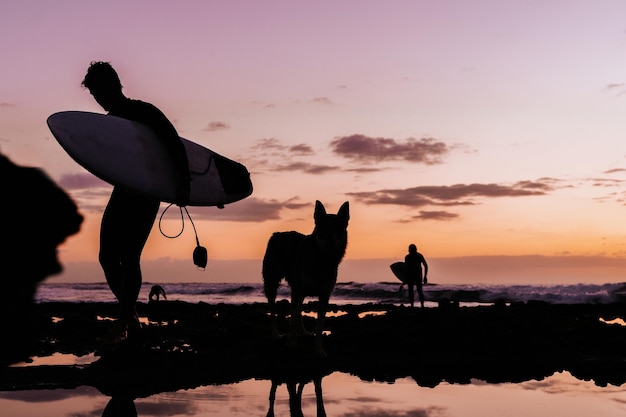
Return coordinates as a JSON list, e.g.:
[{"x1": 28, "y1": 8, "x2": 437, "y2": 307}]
[
  {"x1": 405, "y1": 243, "x2": 428, "y2": 308},
  {"x1": 0, "y1": 152, "x2": 83, "y2": 365},
  {"x1": 82, "y1": 61, "x2": 190, "y2": 344}
]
